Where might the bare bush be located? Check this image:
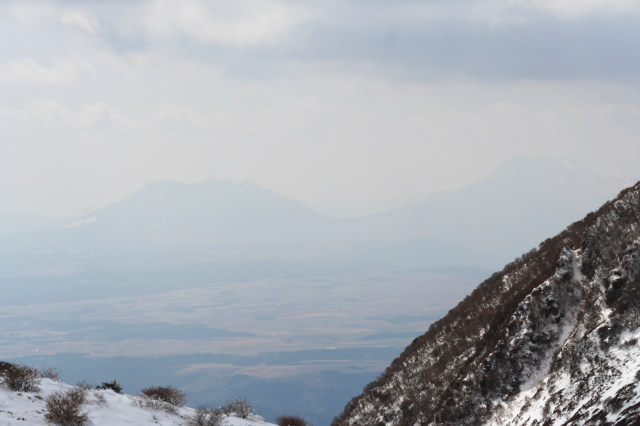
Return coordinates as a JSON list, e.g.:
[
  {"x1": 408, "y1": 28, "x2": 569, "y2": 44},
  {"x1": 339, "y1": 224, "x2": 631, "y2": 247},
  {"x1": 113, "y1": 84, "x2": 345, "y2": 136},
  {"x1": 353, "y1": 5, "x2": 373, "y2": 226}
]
[
  {"x1": 39, "y1": 367, "x2": 62, "y2": 381},
  {"x1": 141, "y1": 385, "x2": 187, "y2": 406},
  {"x1": 133, "y1": 396, "x2": 177, "y2": 413},
  {"x1": 277, "y1": 415, "x2": 309, "y2": 426},
  {"x1": 44, "y1": 388, "x2": 89, "y2": 425},
  {"x1": 0, "y1": 362, "x2": 40, "y2": 392},
  {"x1": 68, "y1": 387, "x2": 87, "y2": 404},
  {"x1": 221, "y1": 398, "x2": 253, "y2": 419},
  {"x1": 92, "y1": 391, "x2": 107, "y2": 405},
  {"x1": 75, "y1": 380, "x2": 94, "y2": 390},
  {"x1": 186, "y1": 407, "x2": 226, "y2": 426}
]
